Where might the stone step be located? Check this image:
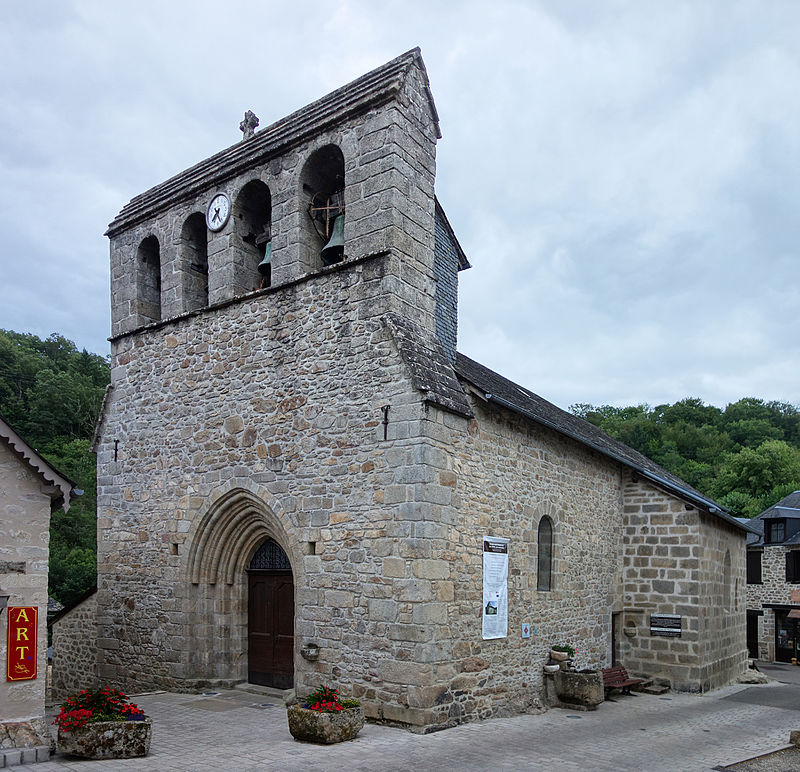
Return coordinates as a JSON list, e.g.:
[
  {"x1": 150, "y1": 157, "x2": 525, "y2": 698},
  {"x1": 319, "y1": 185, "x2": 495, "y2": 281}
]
[
  {"x1": 233, "y1": 682, "x2": 294, "y2": 705},
  {"x1": 640, "y1": 682, "x2": 670, "y2": 695}
]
